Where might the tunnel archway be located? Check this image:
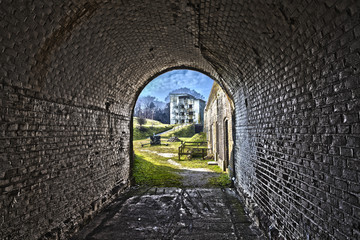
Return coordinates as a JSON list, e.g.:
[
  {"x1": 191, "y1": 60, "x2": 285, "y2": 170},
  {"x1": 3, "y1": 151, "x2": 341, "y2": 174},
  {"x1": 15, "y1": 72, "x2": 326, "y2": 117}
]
[
  {"x1": 1, "y1": 1, "x2": 359, "y2": 239},
  {"x1": 130, "y1": 67, "x2": 233, "y2": 186}
]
